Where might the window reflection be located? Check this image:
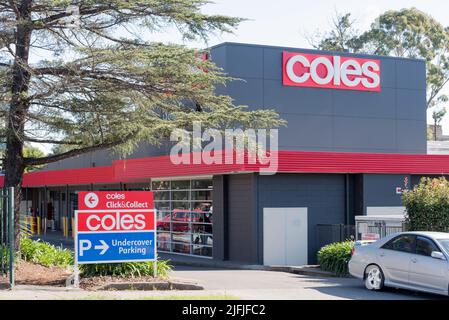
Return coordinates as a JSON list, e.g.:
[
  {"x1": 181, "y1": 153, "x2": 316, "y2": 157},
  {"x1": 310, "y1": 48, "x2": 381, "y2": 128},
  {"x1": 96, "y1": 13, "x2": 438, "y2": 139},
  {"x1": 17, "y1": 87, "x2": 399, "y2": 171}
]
[{"x1": 152, "y1": 179, "x2": 213, "y2": 258}]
